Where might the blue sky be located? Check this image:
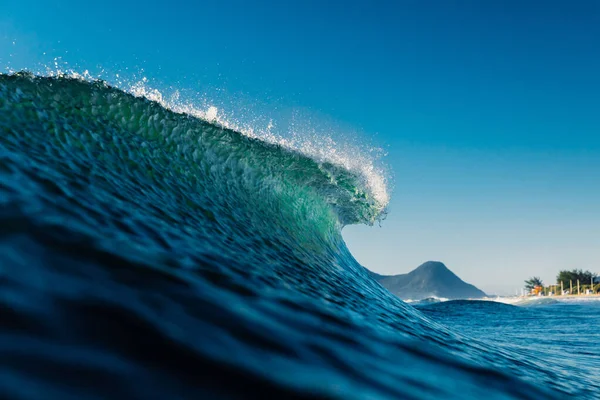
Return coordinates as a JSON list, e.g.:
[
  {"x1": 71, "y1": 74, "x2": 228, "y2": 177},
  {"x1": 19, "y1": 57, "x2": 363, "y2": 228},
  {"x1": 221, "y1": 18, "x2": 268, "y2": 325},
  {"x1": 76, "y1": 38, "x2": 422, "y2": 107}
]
[{"x1": 2, "y1": 1, "x2": 599, "y2": 294}]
